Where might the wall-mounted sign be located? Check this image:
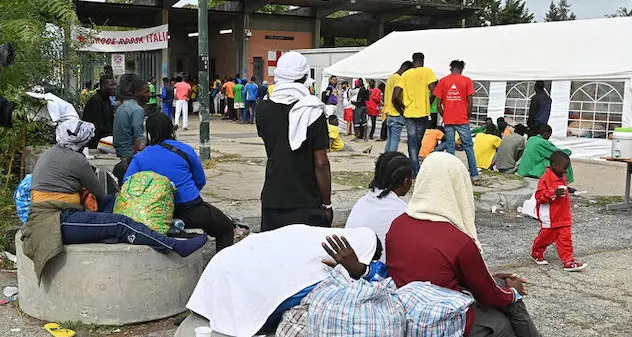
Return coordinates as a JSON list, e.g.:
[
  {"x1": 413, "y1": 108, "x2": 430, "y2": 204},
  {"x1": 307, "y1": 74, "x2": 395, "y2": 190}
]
[{"x1": 265, "y1": 35, "x2": 295, "y2": 41}]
